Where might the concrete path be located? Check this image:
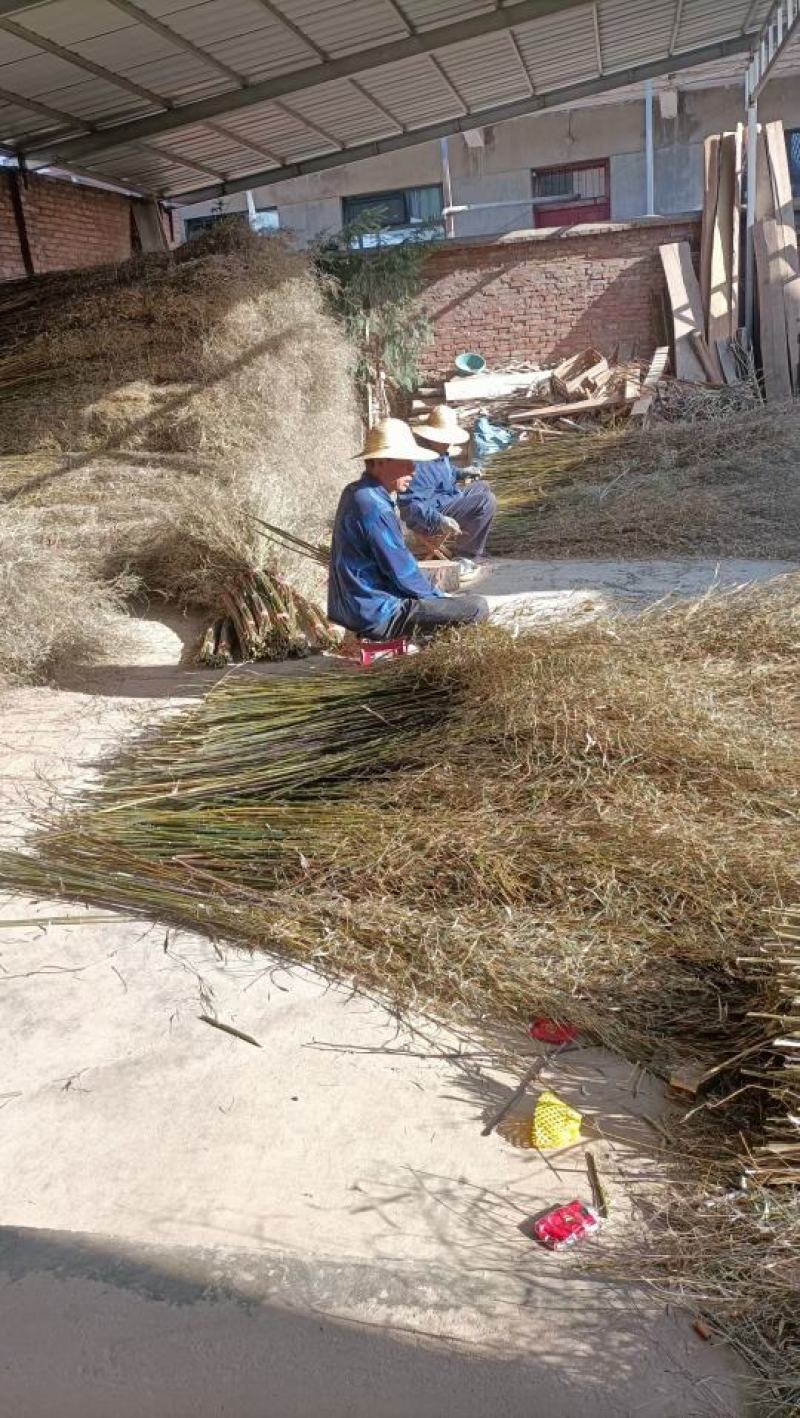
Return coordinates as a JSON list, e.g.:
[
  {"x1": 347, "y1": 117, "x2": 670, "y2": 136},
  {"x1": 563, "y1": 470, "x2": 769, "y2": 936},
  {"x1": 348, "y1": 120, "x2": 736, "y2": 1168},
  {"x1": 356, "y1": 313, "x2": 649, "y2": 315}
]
[{"x1": 4, "y1": 562, "x2": 787, "y2": 1418}]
